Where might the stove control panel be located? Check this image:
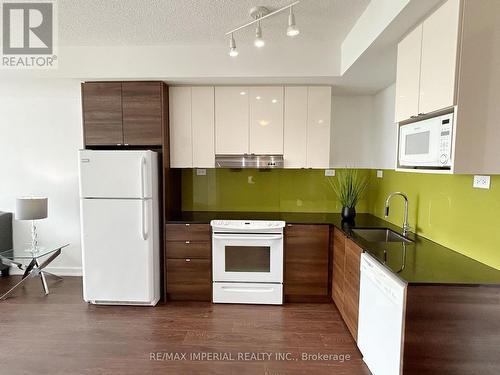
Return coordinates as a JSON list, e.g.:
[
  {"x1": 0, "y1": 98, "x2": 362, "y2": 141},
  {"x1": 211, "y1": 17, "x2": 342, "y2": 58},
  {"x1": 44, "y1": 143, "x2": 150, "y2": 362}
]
[{"x1": 211, "y1": 220, "x2": 286, "y2": 233}]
